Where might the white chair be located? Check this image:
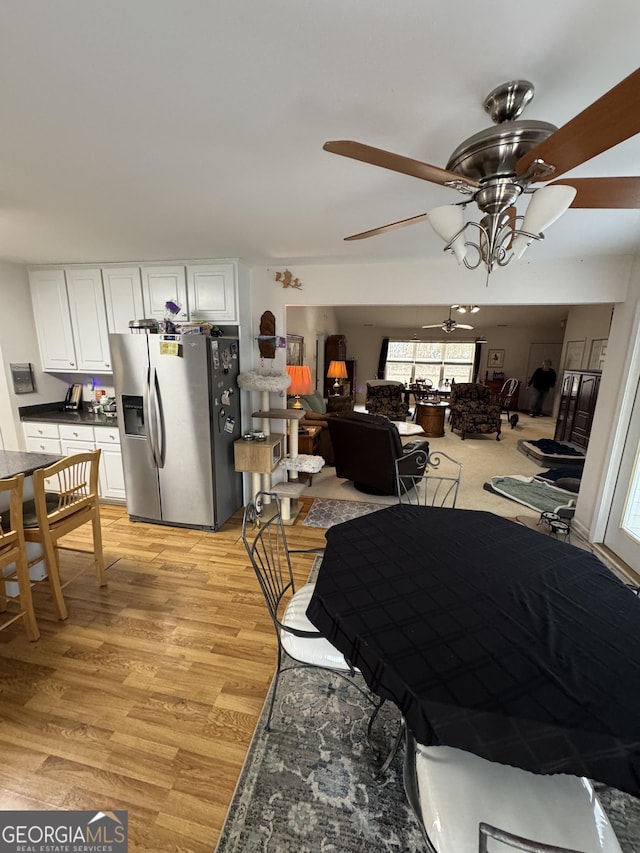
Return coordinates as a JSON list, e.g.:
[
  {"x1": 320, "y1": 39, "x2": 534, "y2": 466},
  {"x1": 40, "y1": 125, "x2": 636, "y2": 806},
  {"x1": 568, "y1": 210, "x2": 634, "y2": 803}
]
[
  {"x1": 241, "y1": 492, "x2": 378, "y2": 731},
  {"x1": 404, "y1": 735, "x2": 622, "y2": 852},
  {"x1": 499, "y1": 377, "x2": 520, "y2": 422},
  {"x1": 395, "y1": 449, "x2": 462, "y2": 508}
]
